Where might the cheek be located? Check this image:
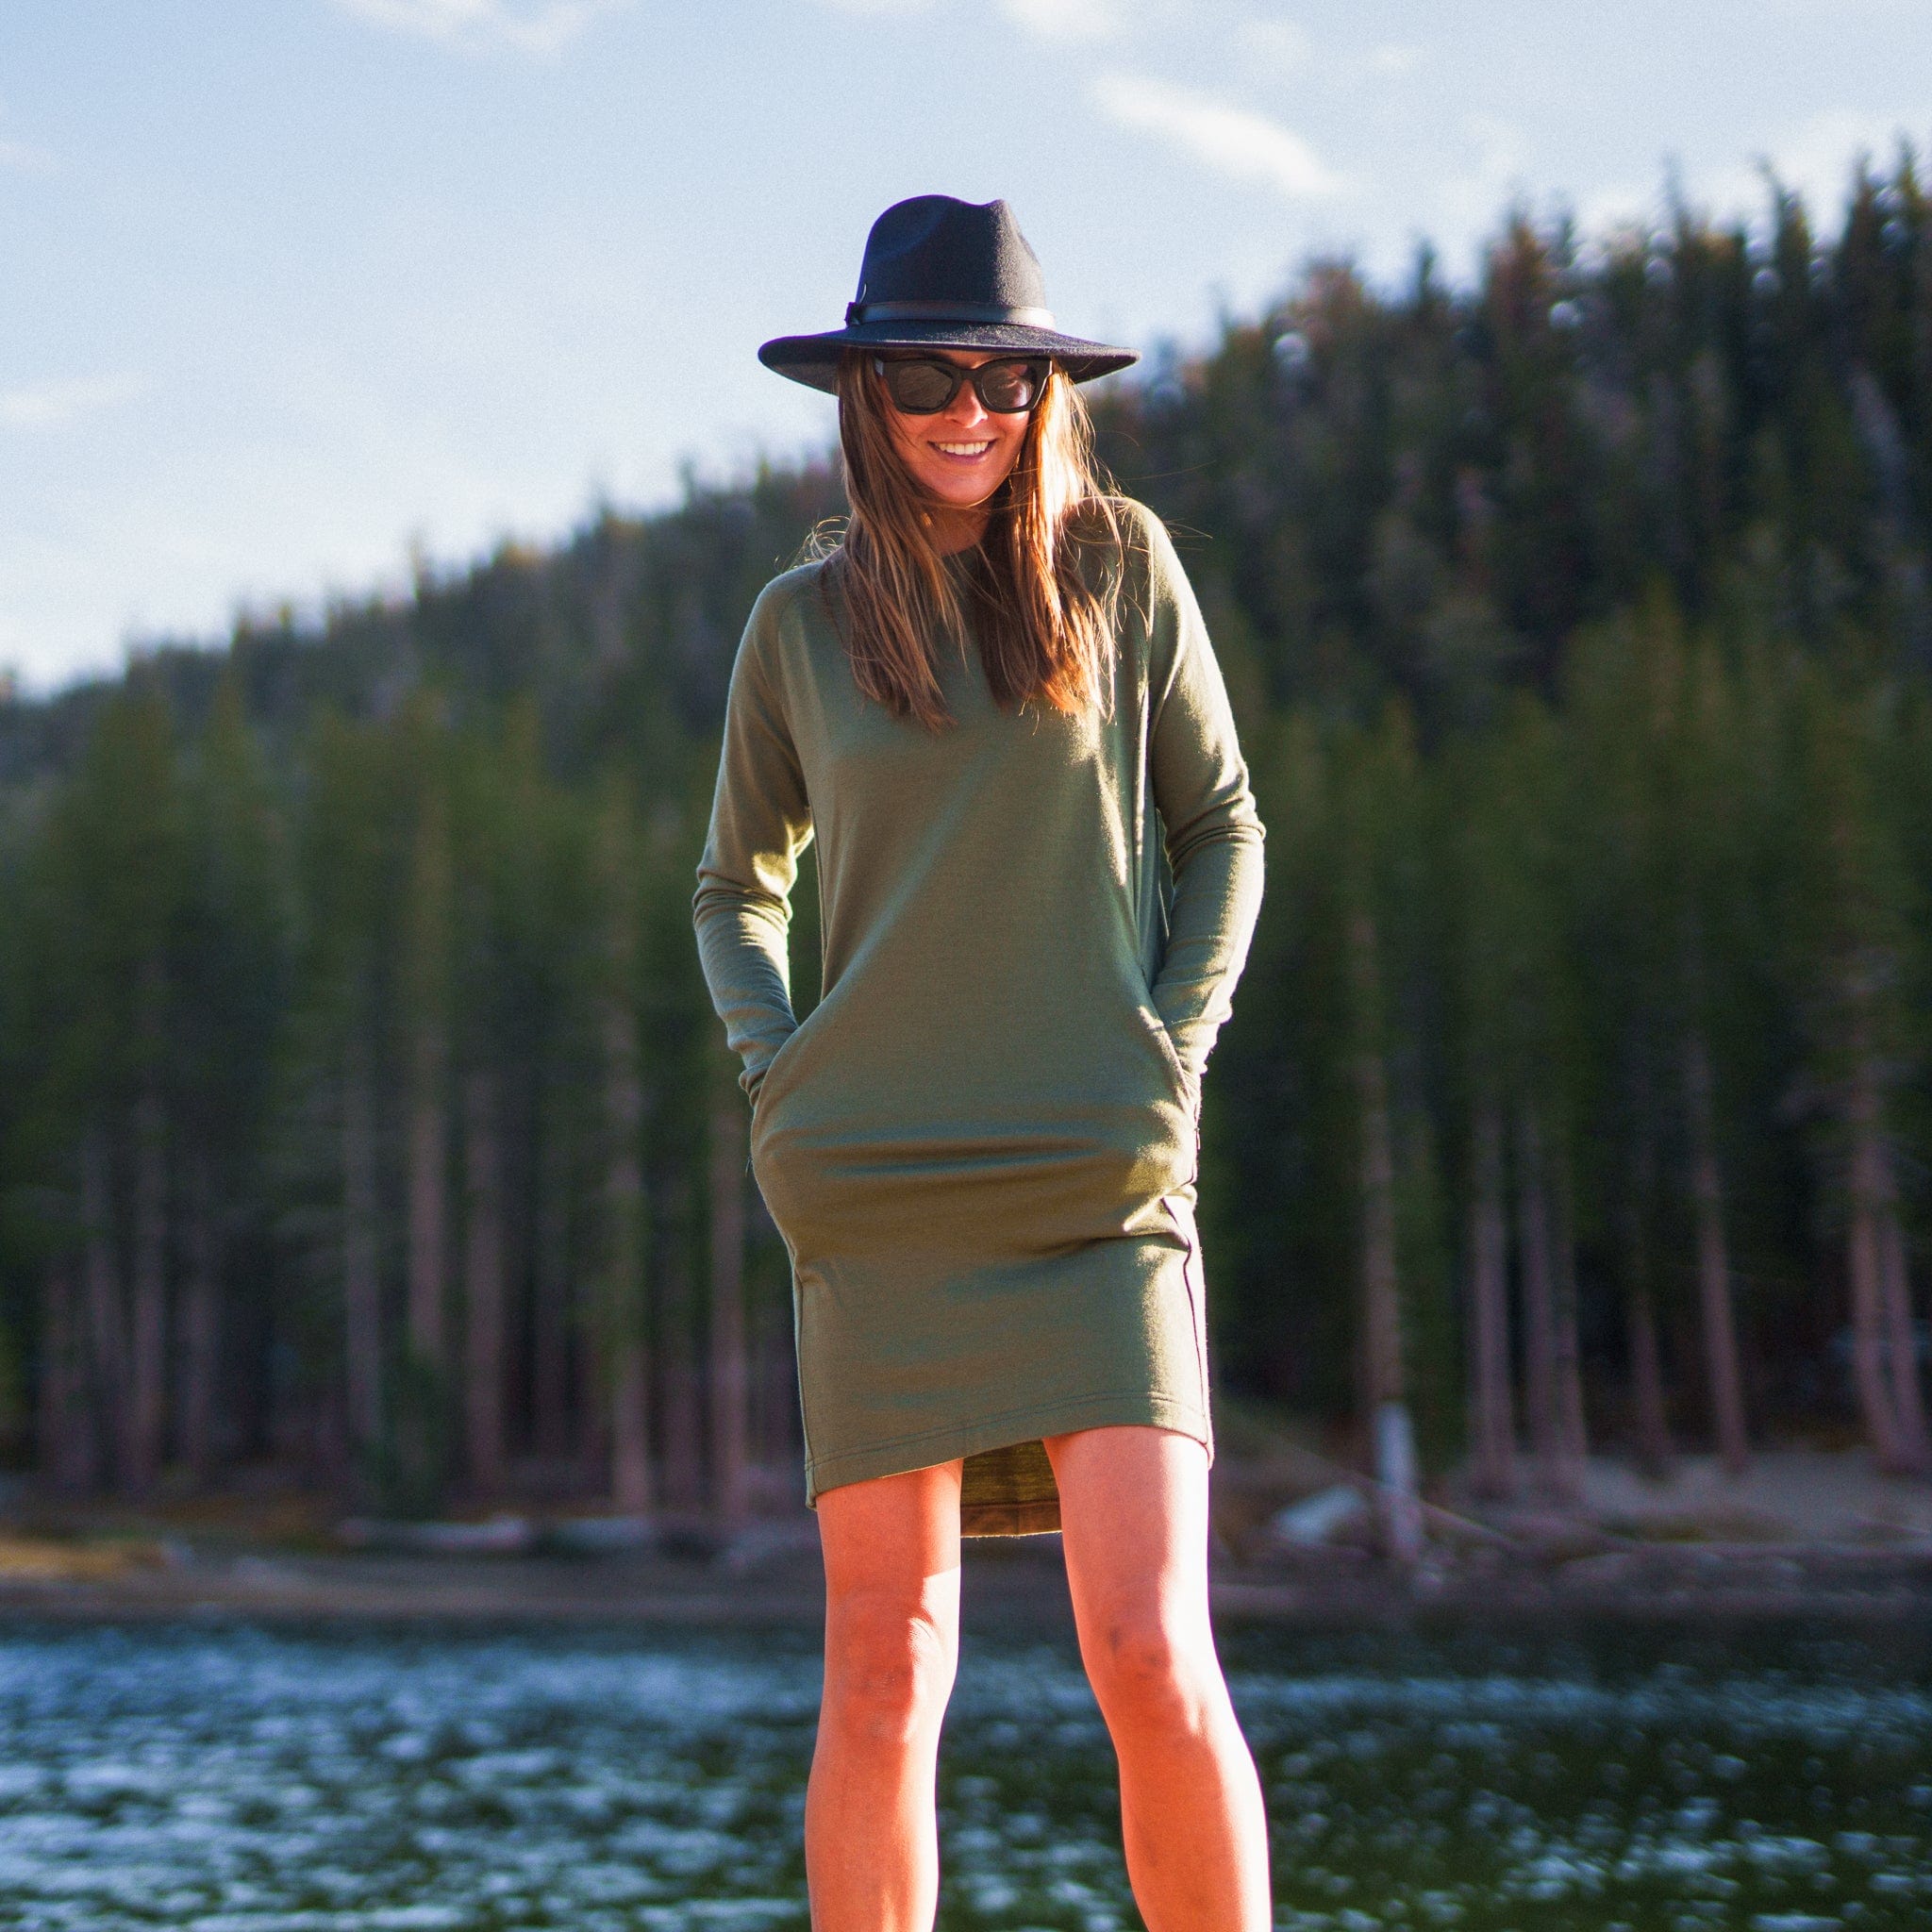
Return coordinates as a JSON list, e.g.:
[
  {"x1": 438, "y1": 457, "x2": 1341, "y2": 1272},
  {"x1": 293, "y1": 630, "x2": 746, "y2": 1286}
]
[{"x1": 885, "y1": 411, "x2": 928, "y2": 473}]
